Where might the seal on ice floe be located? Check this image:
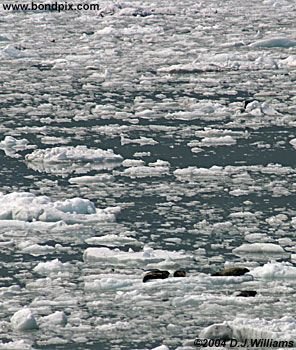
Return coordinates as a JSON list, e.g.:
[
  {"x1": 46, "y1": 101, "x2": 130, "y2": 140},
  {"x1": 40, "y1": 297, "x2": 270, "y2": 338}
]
[
  {"x1": 173, "y1": 270, "x2": 186, "y2": 277},
  {"x1": 211, "y1": 267, "x2": 249, "y2": 277},
  {"x1": 143, "y1": 270, "x2": 170, "y2": 283},
  {"x1": 235, "y1": 290, "x2": 257, "y2": 297}
]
